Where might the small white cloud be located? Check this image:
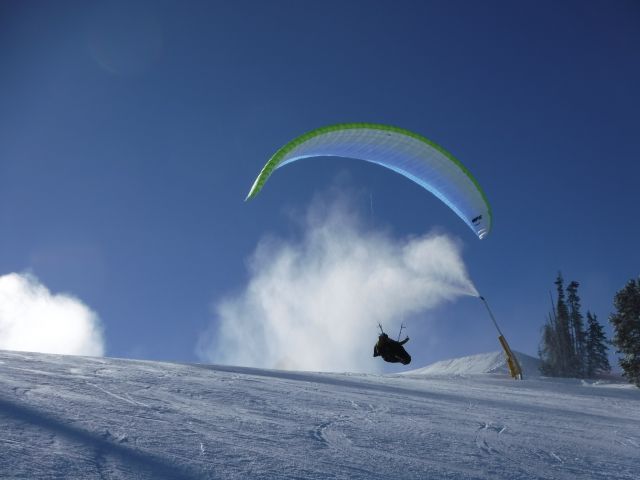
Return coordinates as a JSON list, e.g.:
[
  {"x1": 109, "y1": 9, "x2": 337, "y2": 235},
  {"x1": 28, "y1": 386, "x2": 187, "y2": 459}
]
[
  {"x1": 0, "y1": 272, "x2": 105, "y2": 356},
  {"x1": 198, "y1": 193, "x2": 477, "y2": 373}
]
